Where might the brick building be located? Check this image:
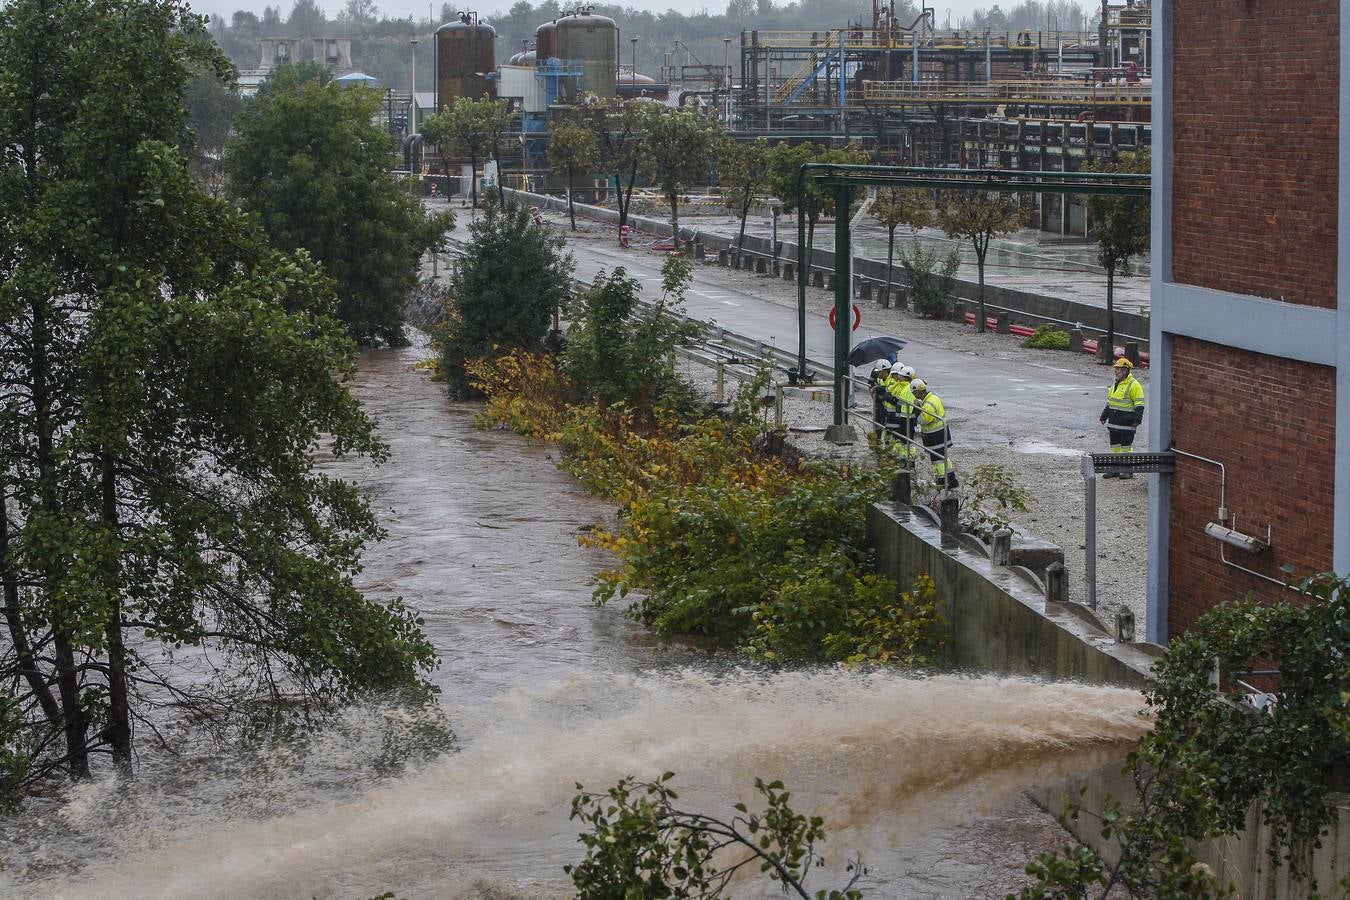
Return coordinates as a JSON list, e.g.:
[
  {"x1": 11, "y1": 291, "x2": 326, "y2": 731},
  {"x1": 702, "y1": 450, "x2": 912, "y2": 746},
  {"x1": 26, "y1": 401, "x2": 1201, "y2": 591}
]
[{"x1": 1147, "y1": 0, "x2": 1349, "y2": 641}]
